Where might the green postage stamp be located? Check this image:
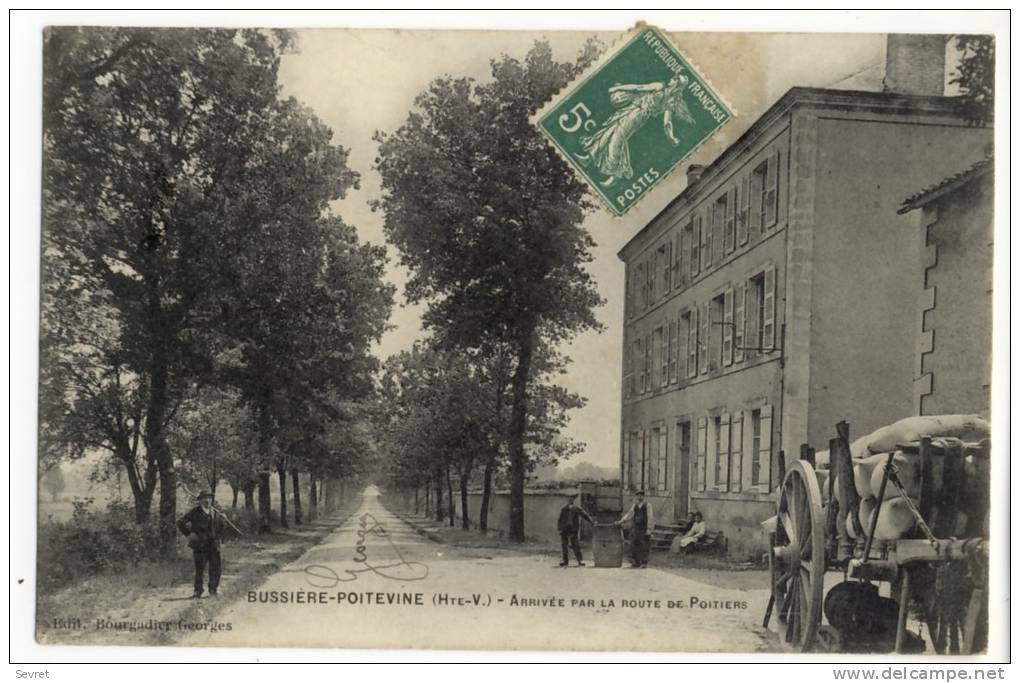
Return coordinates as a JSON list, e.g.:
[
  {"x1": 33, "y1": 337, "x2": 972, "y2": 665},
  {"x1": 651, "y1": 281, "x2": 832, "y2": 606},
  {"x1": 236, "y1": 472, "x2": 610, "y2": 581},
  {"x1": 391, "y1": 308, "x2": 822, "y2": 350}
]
[{"x1": 532, "y1": 25, "x2": 734, "y2": 216}]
